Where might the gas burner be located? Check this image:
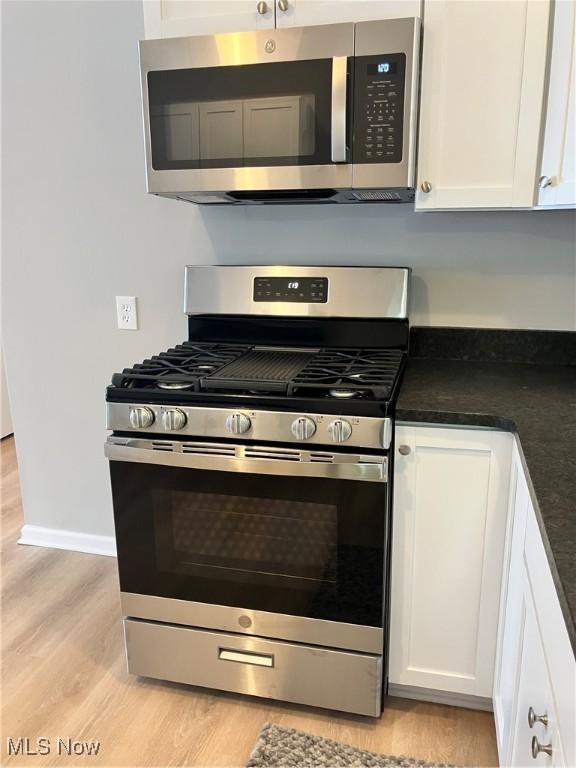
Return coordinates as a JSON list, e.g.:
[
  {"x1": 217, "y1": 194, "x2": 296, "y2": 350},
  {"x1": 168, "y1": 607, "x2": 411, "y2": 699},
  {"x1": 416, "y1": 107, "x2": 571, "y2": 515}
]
[
  {"x1": 157, "y1": 381, "x2": 195, "y2": 390},
  {"x1": 328, "y1": 389, "x2": 362, "y2": 399}
]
